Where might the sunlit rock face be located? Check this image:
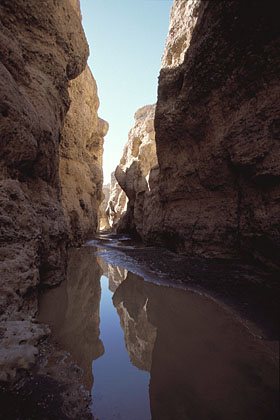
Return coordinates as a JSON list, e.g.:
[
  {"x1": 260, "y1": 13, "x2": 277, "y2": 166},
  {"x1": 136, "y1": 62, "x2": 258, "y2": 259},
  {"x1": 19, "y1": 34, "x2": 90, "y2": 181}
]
[
  {"x1": 114, "y1": 104, "x2": 158, "y2": 237},
  {"x1": 38, "y1": 247, "x2": 104, "y2": 391},
  {"x1": 146, "y1": 0, "x2": 280, "y2": 267},
  {"x1": 0, "y1": 0, "x2": 102, "y2": 381},
  {"x1": 60, "y1": 65, "x2": 109, "y2": 245},
  {"x1": 161, "y1": 0, "x2": 201, "y2": 69},
  {"x1": 106, "y1": 172, "x2": 128, "y2": 230}
]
